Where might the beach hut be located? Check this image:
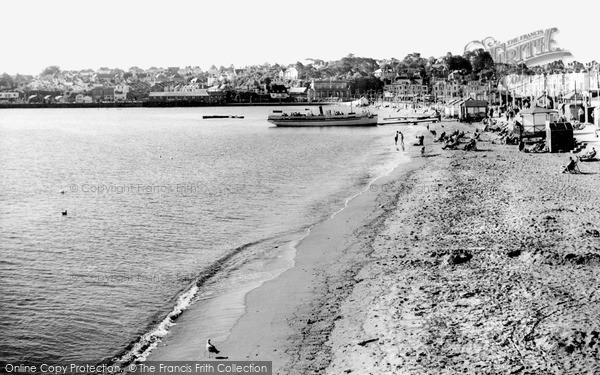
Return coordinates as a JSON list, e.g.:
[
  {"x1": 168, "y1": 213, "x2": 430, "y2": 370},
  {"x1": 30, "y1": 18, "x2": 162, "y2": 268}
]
[
  {"x1": 535, "y1": 94, "x2": 554, "y2": 109},
  {"x1": 558, "y1": 103, "x2": 585, "y2": 122},
  {"x1": 519, "y1": 106, "x2": 558, "y2": 137},
  {"x1": 444, "y1": 98, "x2": 462, "y2": 118},
  {"x1": 545, "y1": 122, "x2": 574, "y2": 152},
  {"x1": 459, "y1": 98, "x2": 488, "y2": 121}
]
